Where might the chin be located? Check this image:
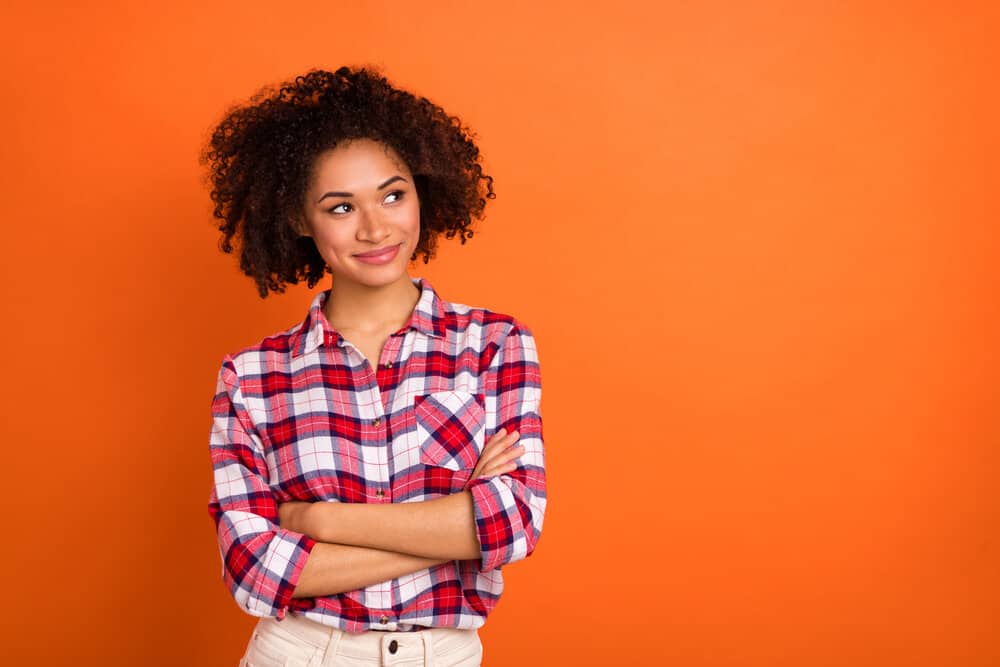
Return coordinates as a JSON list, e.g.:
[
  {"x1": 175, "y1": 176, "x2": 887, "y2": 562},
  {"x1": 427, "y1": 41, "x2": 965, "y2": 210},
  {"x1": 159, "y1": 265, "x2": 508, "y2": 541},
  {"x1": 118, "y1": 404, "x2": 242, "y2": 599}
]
[{"x1": 336, "y1": 264, "x2": 408, "y2": 288}]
